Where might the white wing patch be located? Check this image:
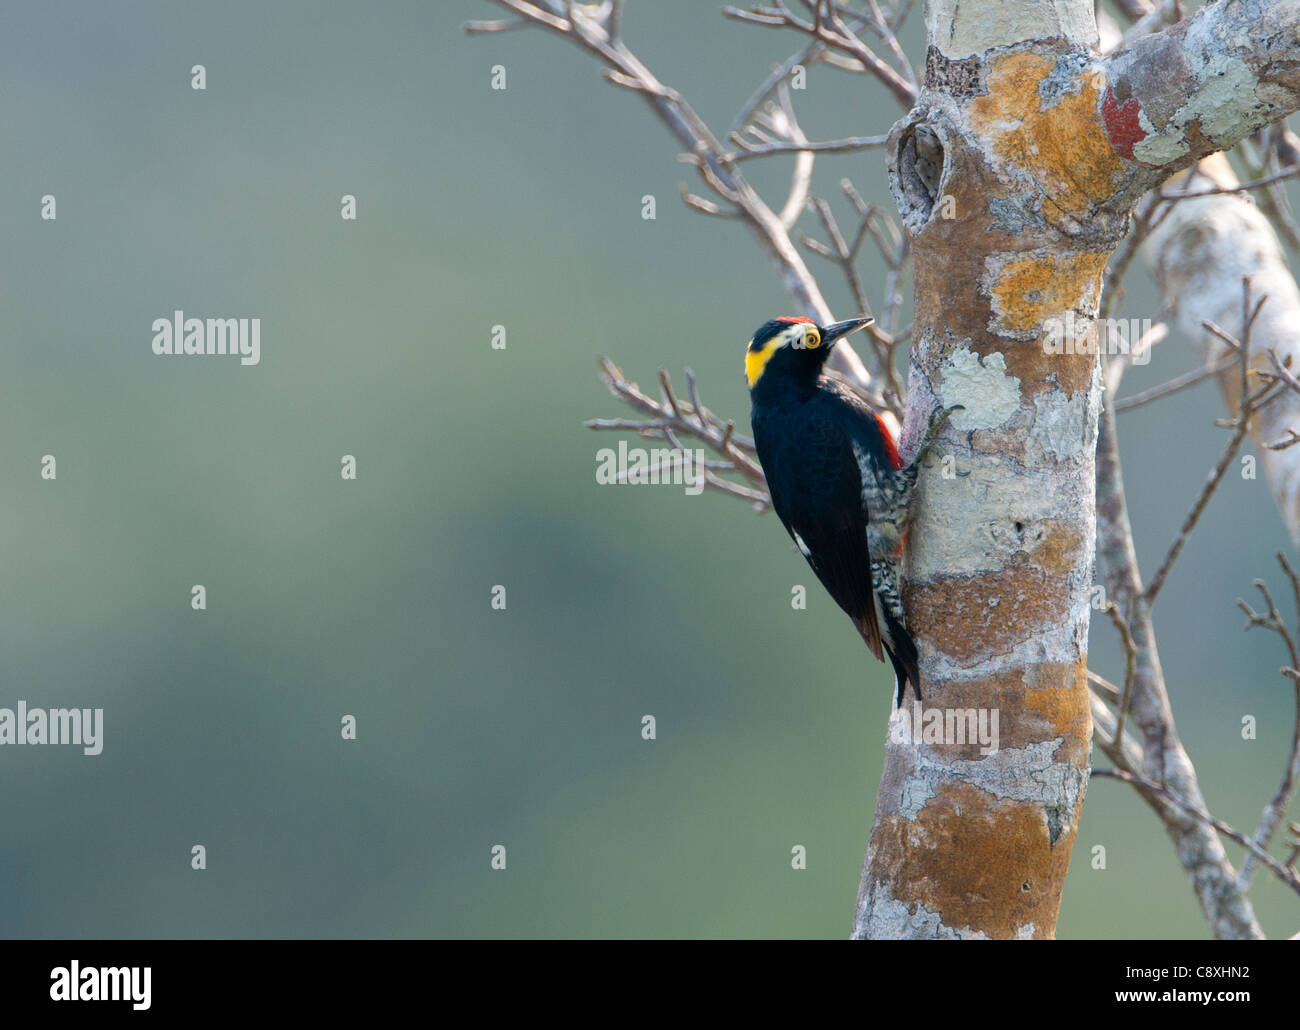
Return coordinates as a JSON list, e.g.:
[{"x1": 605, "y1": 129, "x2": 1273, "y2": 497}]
[{"x1": 792, "y1": 530, "x2": 813, "y2": 558}]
